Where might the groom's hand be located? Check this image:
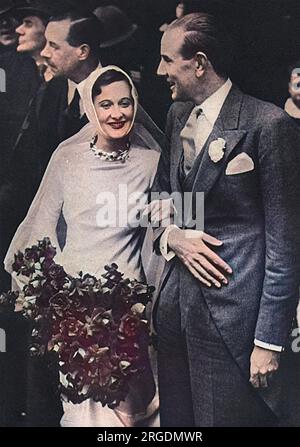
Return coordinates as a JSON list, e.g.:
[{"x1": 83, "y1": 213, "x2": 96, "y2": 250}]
[
  {"x1": 249, "y1": 346, "x2": 280, "y2": 388},
  {"x1": 168, "y1": 227, "x2": 232, "y2": 288}
]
